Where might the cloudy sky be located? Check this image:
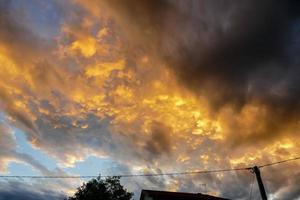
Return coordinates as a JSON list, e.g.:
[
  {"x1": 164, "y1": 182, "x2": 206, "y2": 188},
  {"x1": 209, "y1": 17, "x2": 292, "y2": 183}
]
[{"x1": 0, "y1": 0, "x2": 300, "y2": 199}]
